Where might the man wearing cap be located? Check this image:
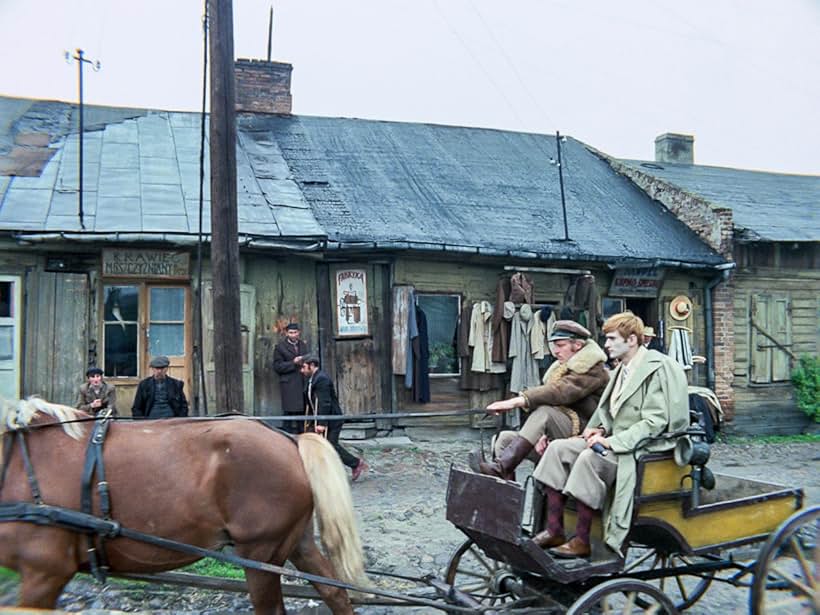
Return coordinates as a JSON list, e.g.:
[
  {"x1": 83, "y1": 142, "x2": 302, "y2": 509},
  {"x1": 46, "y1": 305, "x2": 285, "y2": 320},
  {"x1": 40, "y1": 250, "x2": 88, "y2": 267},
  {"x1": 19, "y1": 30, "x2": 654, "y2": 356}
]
[
  {"x1": 131, "y1": 356, "x2": 189, "y2": 419},
  {"x1": 530, "y1": 312, "x2": 688, "y2": 558},
  {"x1": 76, "y1": 366, "x2": 117, "y2": 416},
  {"x1": 274, "y1": 322, "x2": 310, "y2": 434},
  {"x1": 300, "y1": 354, "x2": 368, "y2": 481},
  {"x1": 476, "y1": 320, "x2": 609, "y2": 481}
]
